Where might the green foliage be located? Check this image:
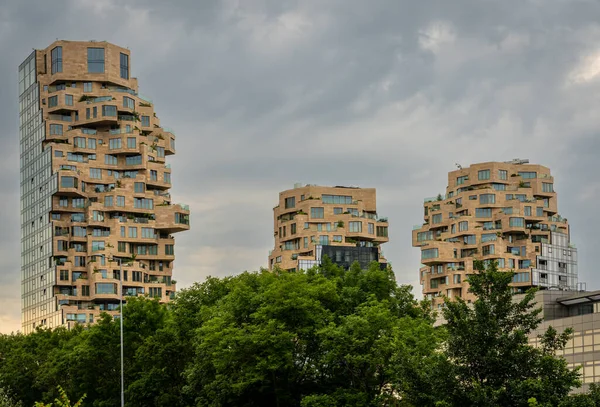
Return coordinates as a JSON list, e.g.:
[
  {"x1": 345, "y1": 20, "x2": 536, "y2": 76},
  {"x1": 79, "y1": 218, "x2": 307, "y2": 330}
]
[
  {"x1": 0, "y1": 387, "x2": 22, "y2": 407},
  {"x1": 441, "y1": 260, "x2": 581, "y2": 406},
  {"x1": 34, "y1": 386, "x2": 85, "y2": 407}
]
